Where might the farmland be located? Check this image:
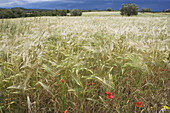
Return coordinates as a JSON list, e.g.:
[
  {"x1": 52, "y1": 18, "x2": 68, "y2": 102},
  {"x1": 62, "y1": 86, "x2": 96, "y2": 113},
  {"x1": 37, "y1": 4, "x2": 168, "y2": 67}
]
[{"x1": 0, "y1": 12, "x2": 170, "y2": 112}]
